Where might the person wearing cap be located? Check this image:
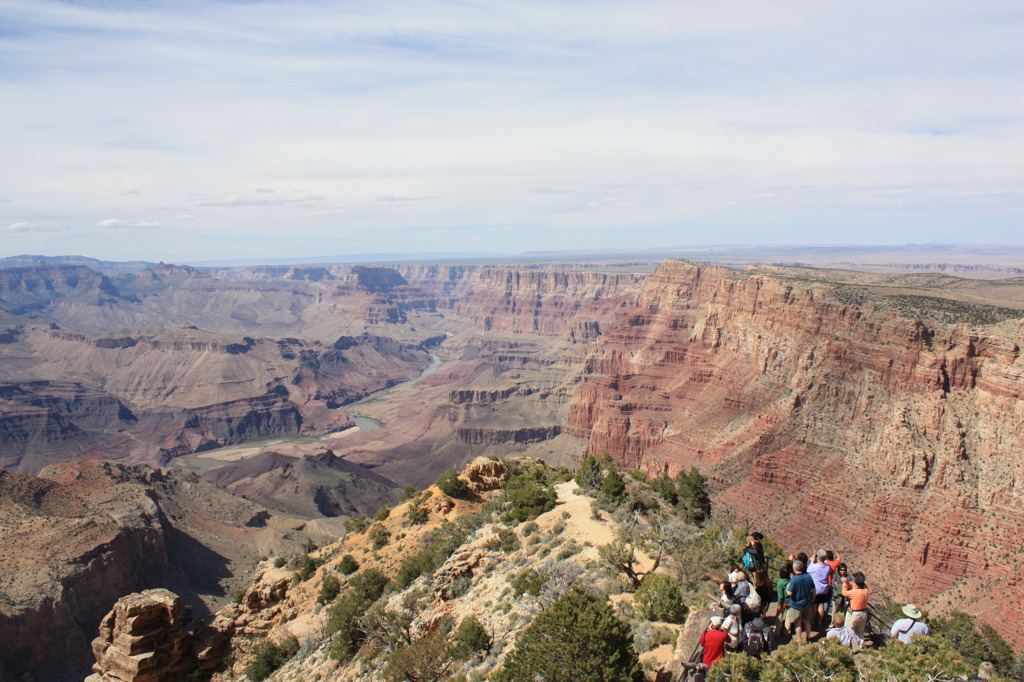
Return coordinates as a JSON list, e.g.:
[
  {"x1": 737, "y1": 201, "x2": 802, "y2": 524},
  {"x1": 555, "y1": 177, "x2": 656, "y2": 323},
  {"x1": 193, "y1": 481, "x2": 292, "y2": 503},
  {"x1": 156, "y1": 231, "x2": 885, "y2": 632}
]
[
  {"x1": 700, "y1": 615, "x2": 731, "y2": 667},
  {"x1": 890, "y1": 604, "x2": 929, "y2": 644}
]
